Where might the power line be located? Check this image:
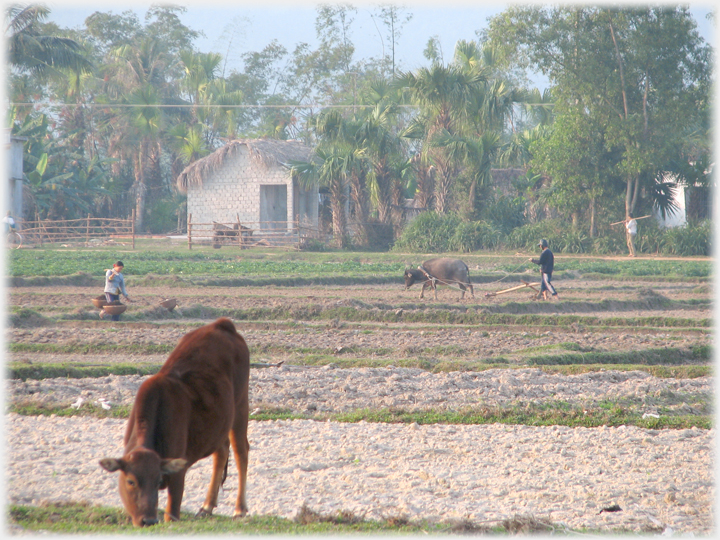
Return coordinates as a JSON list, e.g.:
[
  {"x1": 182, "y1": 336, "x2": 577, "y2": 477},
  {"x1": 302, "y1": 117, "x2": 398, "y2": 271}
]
[{"x1": 10, "y1": 102, "x2": 416, "y2": 109}]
